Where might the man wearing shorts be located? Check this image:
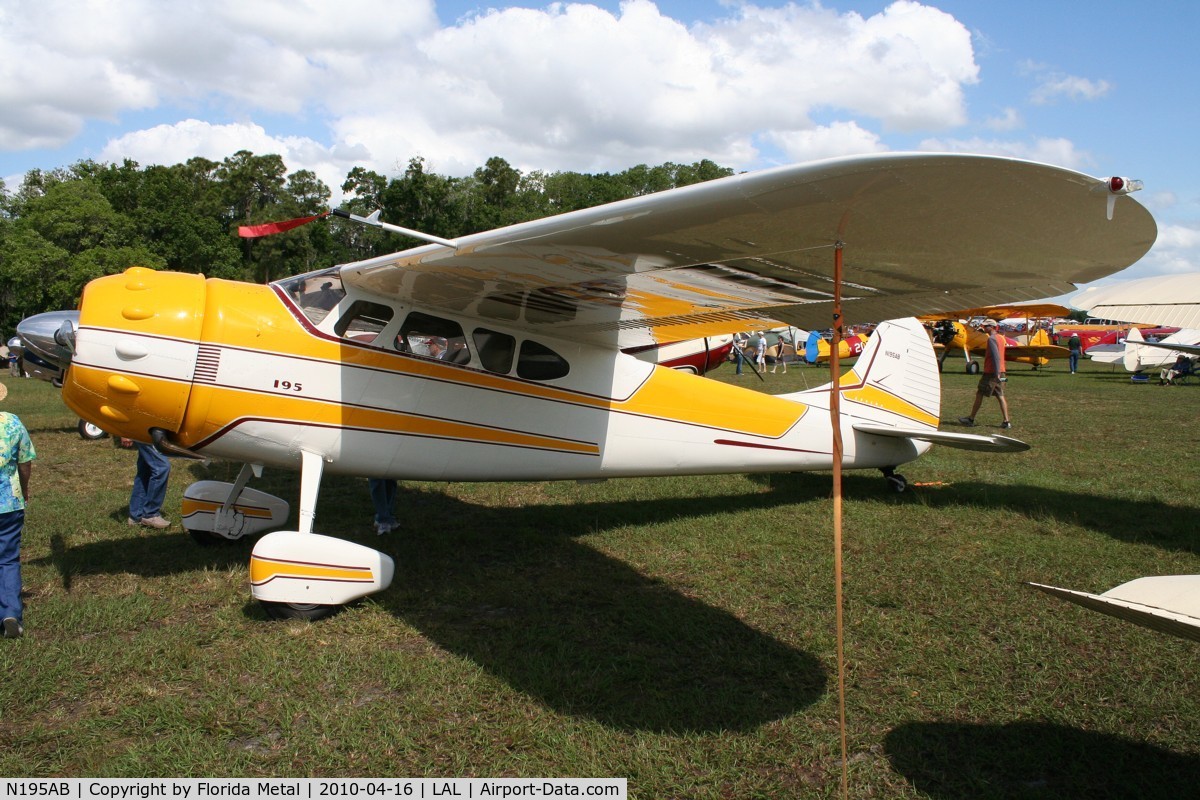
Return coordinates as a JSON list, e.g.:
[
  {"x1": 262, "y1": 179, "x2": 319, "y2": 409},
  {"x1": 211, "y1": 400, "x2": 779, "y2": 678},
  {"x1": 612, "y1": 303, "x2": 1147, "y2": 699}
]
[{"x1": 959, "y1": 319, "x2": 1012, "y2": 429}]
